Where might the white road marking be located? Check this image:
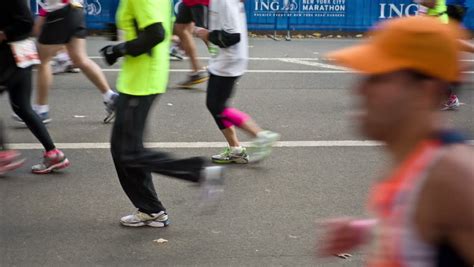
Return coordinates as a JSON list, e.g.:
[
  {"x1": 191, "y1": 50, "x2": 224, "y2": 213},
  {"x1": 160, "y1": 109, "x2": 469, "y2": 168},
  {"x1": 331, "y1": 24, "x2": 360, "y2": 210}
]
[
  {"x1": 277, "y1": 58, "x2": 349, "y2": 71},
  {"x1": 100, "y1": 69, "x2": 474, "y2": 74},
  {"x1": 89, "y1": 55, "x2": 473, "y2": 72},
  {"x1": 100, "y1": 69, "x2": 353, "y2": 73},
  {"x1": 7, "y1": 140, "x2": 474, "y2": 150},
  {"x1": 89, "y1": 56, "x2": 321, "y2": 61},
  {"x1": 90, "y1": 56, "x2": 474, "y2": 62}
]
